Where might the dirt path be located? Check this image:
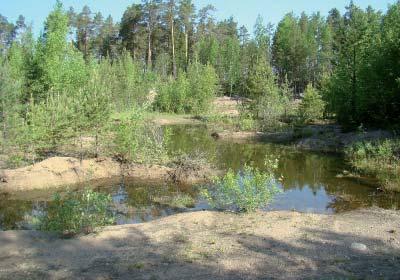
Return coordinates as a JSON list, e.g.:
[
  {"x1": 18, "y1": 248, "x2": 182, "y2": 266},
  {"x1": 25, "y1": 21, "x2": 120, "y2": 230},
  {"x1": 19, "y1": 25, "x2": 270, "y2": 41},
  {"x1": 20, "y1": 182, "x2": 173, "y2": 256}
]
[{"x1": 0, "y1": 208, "x2": 399, "y2": 279}]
